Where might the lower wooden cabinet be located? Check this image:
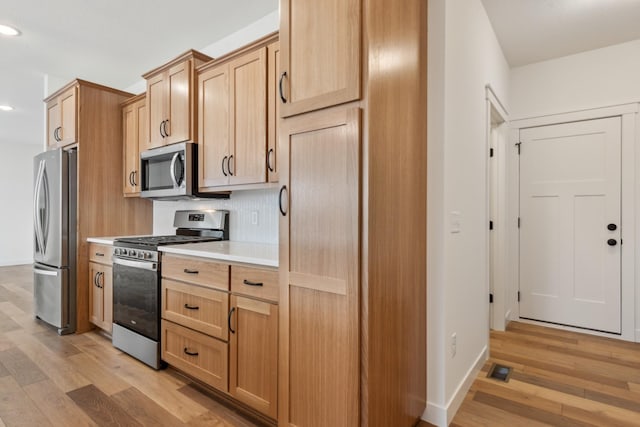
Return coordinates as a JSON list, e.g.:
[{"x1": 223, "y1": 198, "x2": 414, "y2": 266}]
[
  {"x1": 88, "y1": 261, "x2": 113, "y2": 333},
  {"x1": 161, "y1": 320, "x2": 228, "y2": 391},
  {"x1": 229, "y1": 295, "x2": 278, "y2": 418}
]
